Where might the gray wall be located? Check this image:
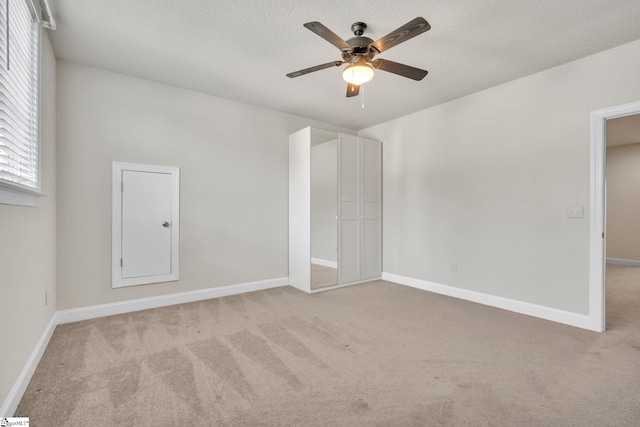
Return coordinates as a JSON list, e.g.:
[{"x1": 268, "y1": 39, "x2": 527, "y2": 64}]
[
  {"x1": 359, "y1": 39, "x2": 640, "y2": 315},
  {"x1": 606, "y1": 143, "x2": 640, "y2": 262},
  {"x1": 0, "y1": 34, "x2": 57, "y2": 407},
  {"x1": 55, "y1": 61, "x2": 354, "y2": 309}
]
